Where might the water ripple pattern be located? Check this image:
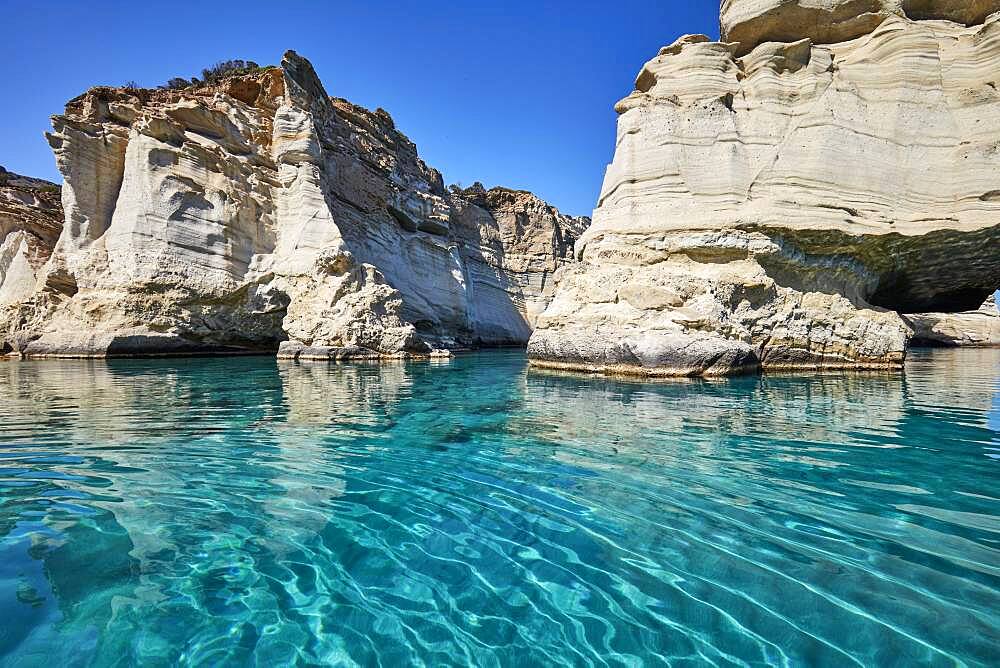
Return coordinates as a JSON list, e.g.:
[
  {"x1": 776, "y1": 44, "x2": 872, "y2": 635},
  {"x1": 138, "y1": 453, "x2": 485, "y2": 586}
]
[{"x1": 0, "y1": 349, "x2": 997, "y2": 666}]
